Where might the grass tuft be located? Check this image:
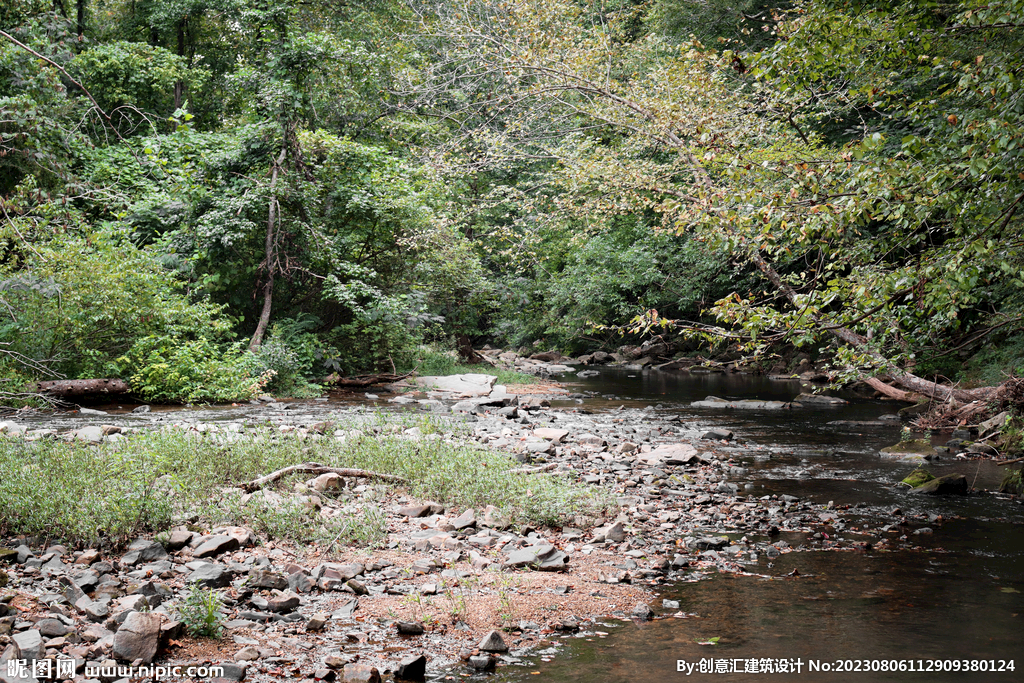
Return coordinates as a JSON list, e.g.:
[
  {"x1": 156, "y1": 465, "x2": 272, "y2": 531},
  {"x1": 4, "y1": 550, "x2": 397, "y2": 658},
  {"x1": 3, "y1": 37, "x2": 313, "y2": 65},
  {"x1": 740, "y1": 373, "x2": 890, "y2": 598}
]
[{"x1": 0, "y1": 416, "x2": 611, "y2": 549}]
